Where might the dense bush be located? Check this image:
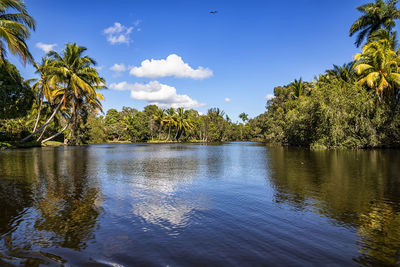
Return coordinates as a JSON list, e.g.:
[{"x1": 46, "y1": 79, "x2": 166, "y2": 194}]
[{"x1": 259, "y1": 79, "x2": 400, "y2": 149}]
